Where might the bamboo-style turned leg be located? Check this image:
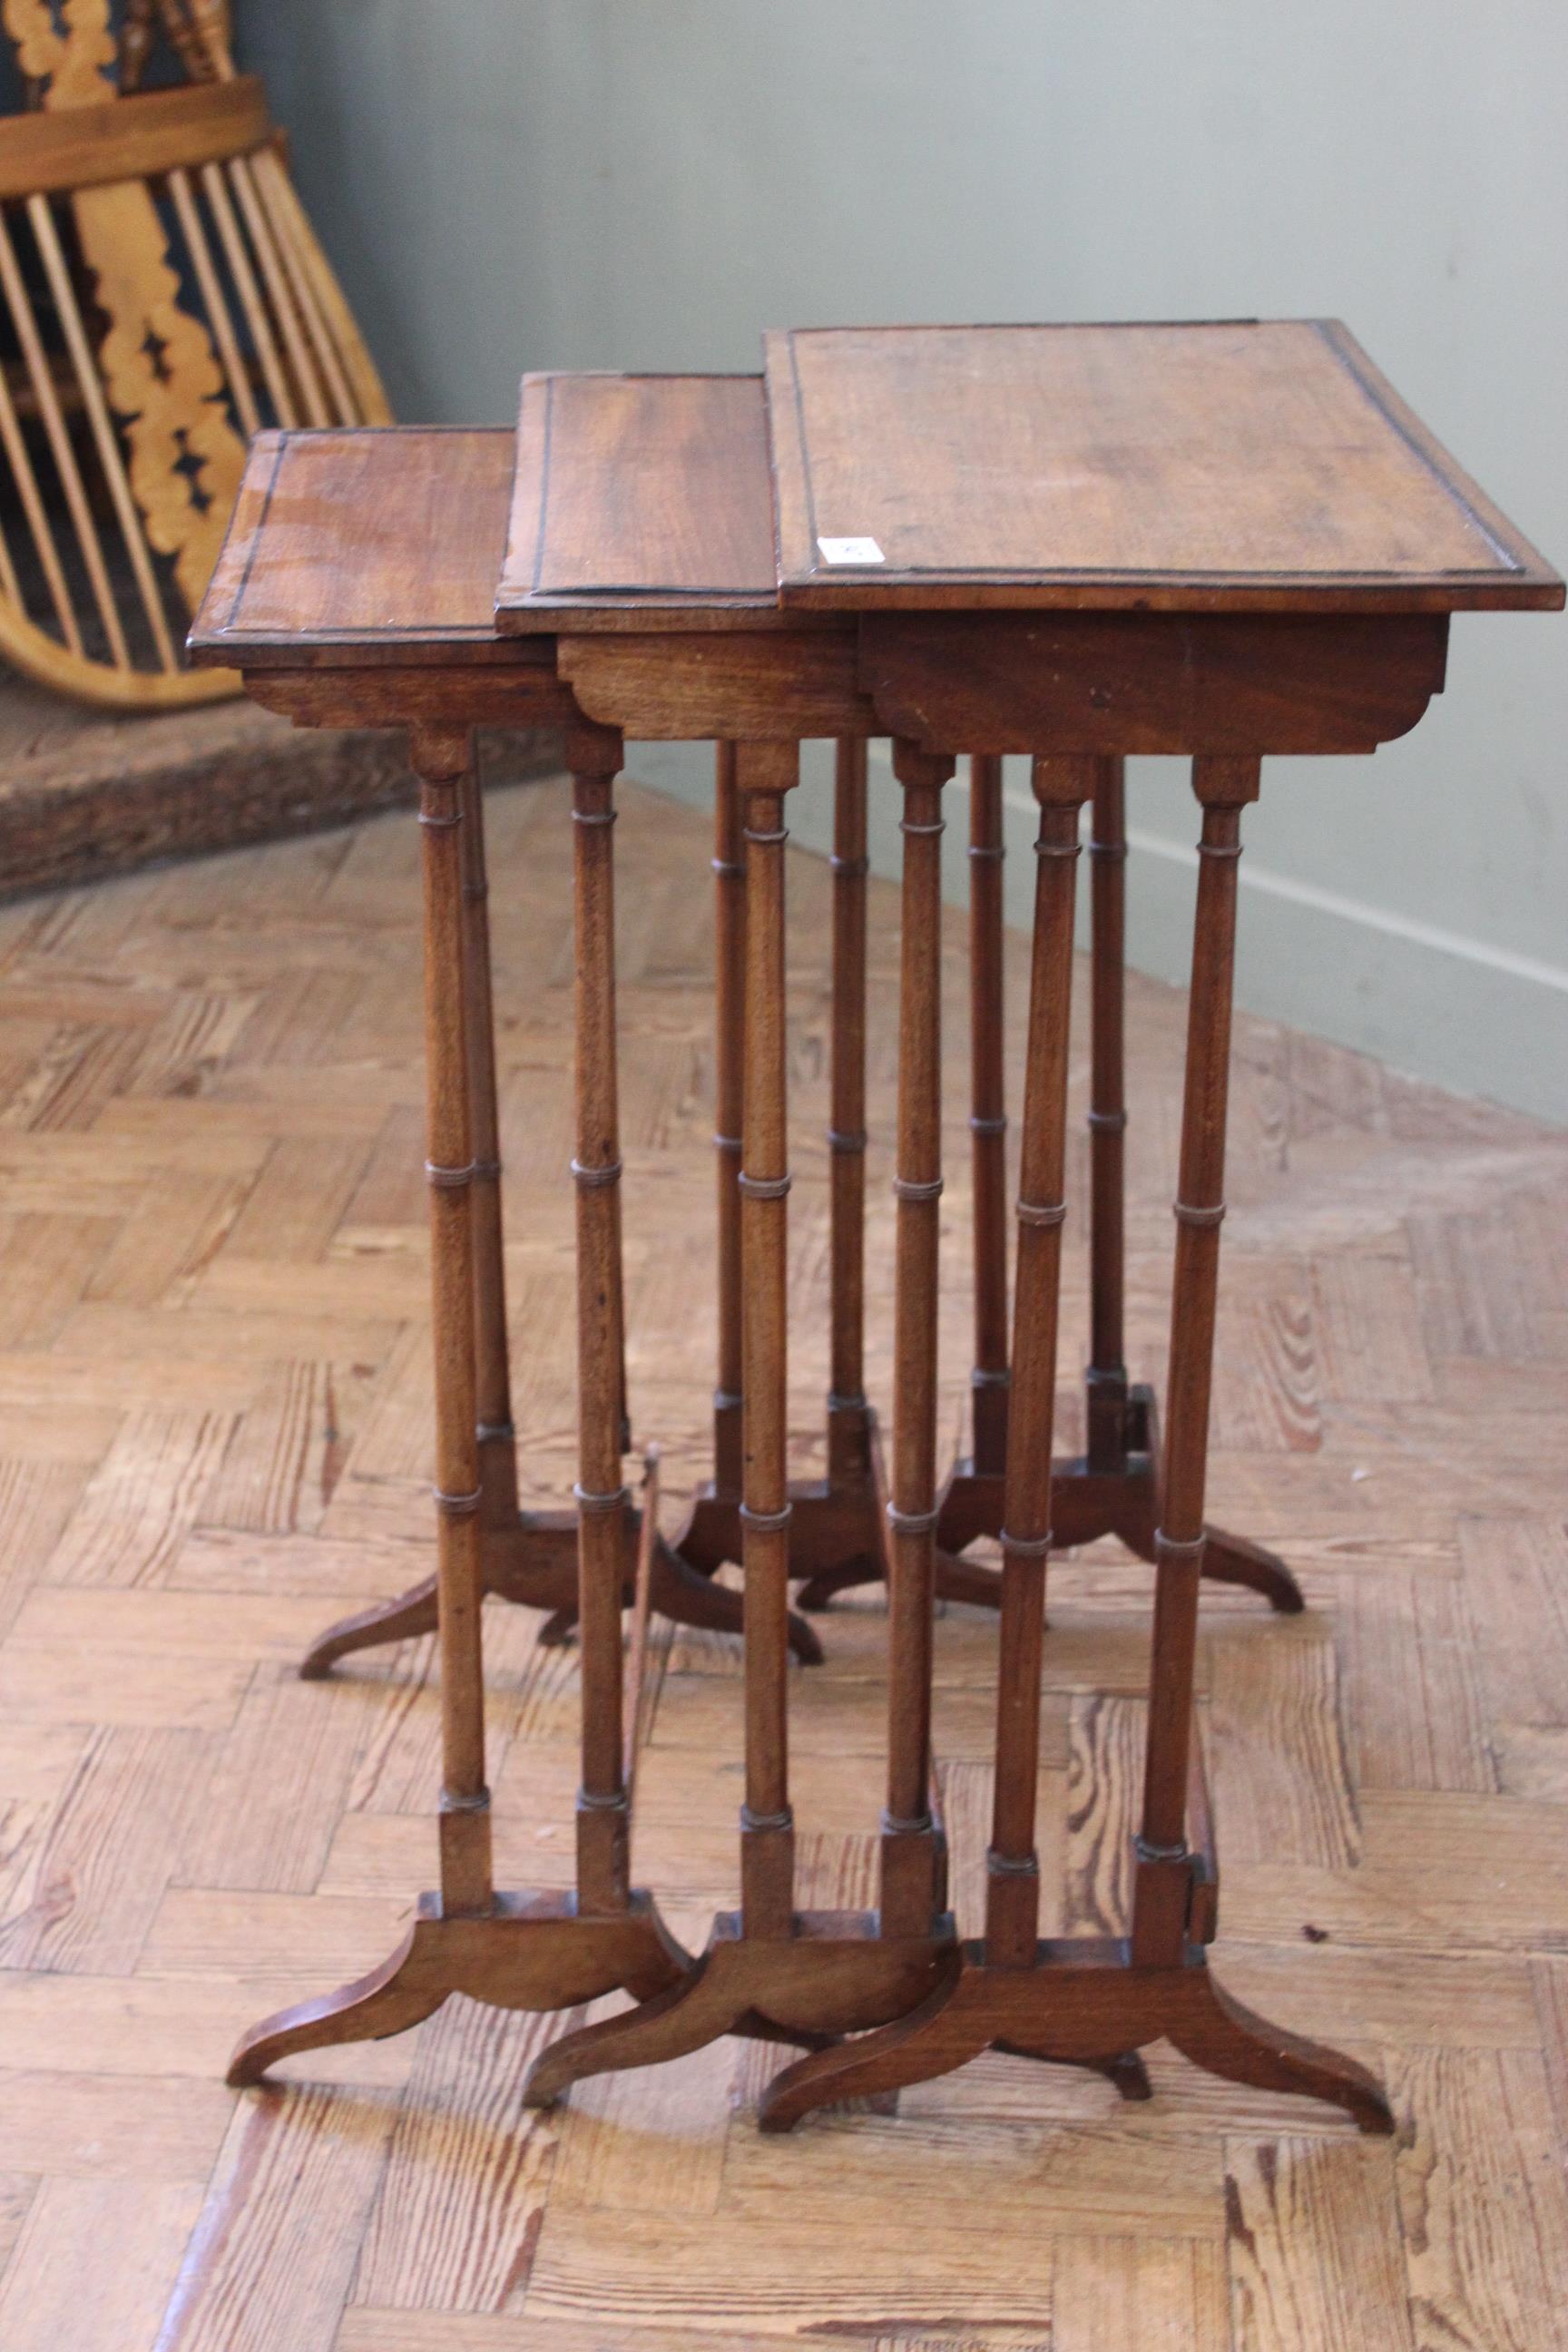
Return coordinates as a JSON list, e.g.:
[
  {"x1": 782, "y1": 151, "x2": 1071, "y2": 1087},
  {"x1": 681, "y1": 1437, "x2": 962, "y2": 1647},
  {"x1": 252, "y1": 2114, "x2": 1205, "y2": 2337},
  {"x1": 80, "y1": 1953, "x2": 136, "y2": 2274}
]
[
  {"x1": 685, "y1": 742, "x2": 881, "y2": 1625},
  {"x1": 738, "y1": 745, "x2": 799, "y2": 1940},
  {"x1": 968, "y1": 753, "x2": 1011, "y2": 1476},
  {"x1": 932, "y1": 757, "x2": 1300, "y2": 1613},
  {"x1": 792, "y1": 740, "x2": 890, "y2": 1612},
  {"x1": 761, "y1": 761, "x2": 1388, "y2": 2138},
  {"x1": 229, "y1": 734, "x2": 691, "y2": 2089},
  {"x1": 421, "y1": 731, "x2": 493, "y2": 1919},
  {"x1": 524, "y1": 745, "x2": 950, "y2": 2114},
  {"x1": 797, "y1": 747, "x2": 1004, "y2": 1622},
  {"x1": 826, "y1": 739, "x2": 874, "y2": 1495},
  {"x1": 672, "y1": 747, "x2": 828, "y2": 1660},
  {"x1": 880, "y1": 743, "x2": 955, "y2": 1938},
  {"x1": 1083, "y1": 762, "x2": 1299, "y2": 1610},
  {"x1": 712, "y1": 741, "x2": 747, "y2": 1500},
  {"x1": 1085, "y1": 758, "x2": 1130, "y2": 1475},
  {"x1": 461, "y1": 761, "x2": 521, "y2": 1535},
  {"x1": 983, "y1": 761, "x2": 1090, "y2": 1964},
  {"x1": 570, "y1": 739, "x2": 634, "y2": 1916},
  {"x1": 299, "y1": 744, "x2": 818, "y2": 1678}
]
